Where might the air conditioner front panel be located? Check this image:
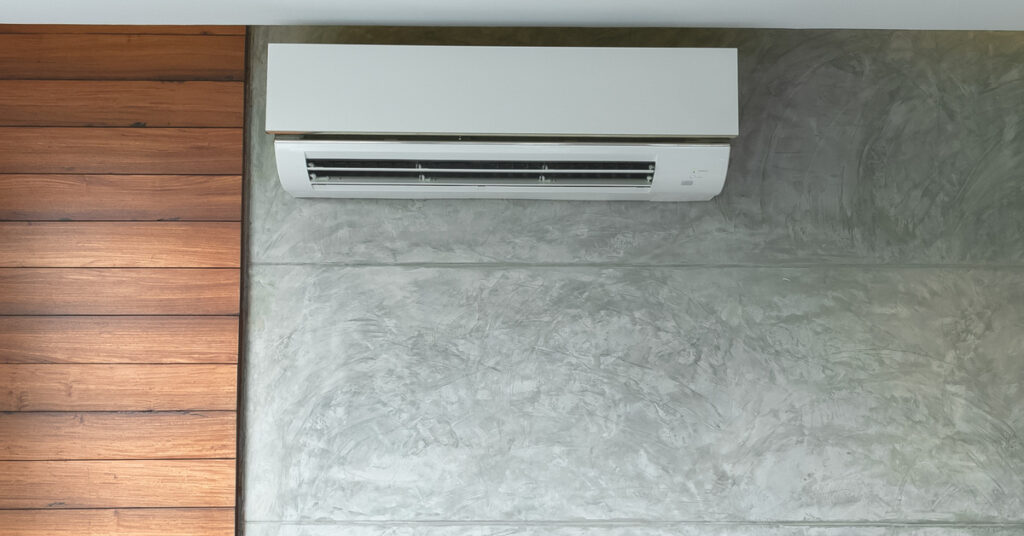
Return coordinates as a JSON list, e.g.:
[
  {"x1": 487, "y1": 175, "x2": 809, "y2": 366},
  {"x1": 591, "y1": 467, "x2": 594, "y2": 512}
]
[
  {"x1": 266, "y1": 44, "x2": 738, "y2": 138},
  {"x1": 275, "y1": 140, "x2": 730, "y2": 201}
]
